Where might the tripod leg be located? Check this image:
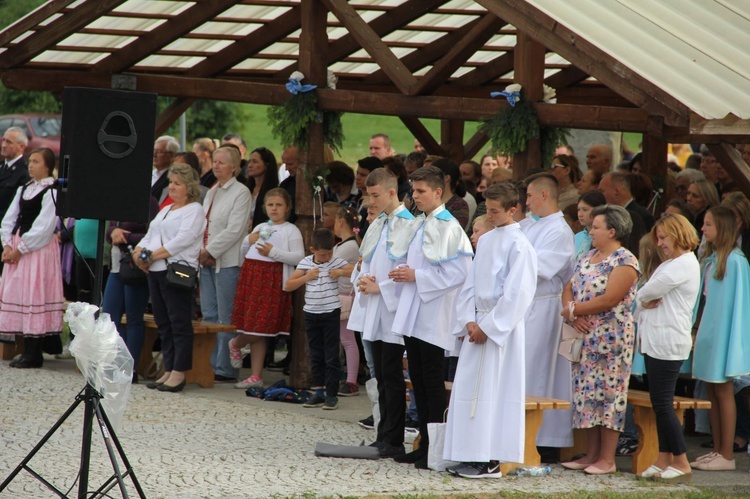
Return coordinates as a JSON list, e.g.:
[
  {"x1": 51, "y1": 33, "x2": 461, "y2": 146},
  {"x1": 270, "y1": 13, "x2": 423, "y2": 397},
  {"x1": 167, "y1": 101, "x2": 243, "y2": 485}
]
[
  {"x1": 0, "y1": 392, "x2": 84, "y2": 492},
  {"x1": 91, "y1": 401, "x2": 130, "y2": 499},
  {"x1": 78, "y1": 387, "x2": 96, "y2": 499},
  {"x1": 97, "y1": 404, "x2": 147, "y2": 498}
]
